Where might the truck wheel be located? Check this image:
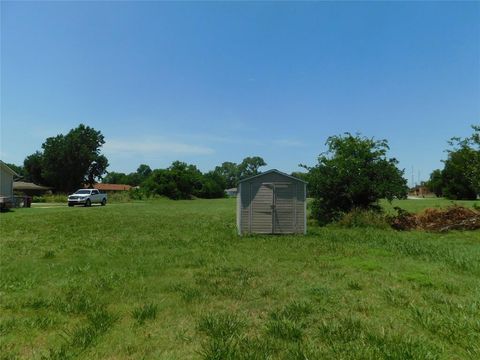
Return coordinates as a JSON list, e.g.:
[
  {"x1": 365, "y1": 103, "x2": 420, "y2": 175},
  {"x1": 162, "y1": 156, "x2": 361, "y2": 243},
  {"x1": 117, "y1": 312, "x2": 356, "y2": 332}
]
[
  {"x1": 85, "y1": 199, "x2": 91, "y2": 207},
  {"x1": 68, "y1": 203, "x2": 74, "y2": 207},
  {"x1": 101, "y1": 198, "x2": 106, "y2": 206}
]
